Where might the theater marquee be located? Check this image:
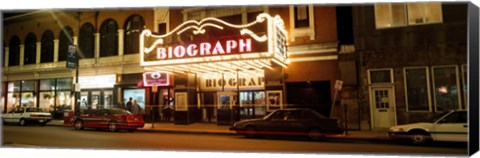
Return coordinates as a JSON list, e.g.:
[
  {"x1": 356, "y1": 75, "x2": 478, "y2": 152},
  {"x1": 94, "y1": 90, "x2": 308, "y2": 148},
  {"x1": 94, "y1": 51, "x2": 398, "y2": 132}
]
[{"x1": 140, "y1": 13, "x2": 288, "y2": 72}]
